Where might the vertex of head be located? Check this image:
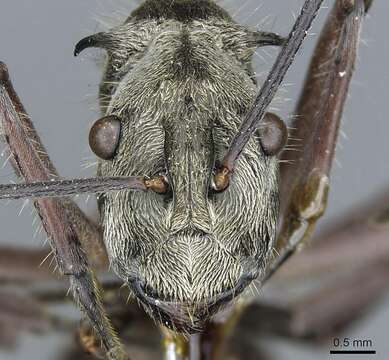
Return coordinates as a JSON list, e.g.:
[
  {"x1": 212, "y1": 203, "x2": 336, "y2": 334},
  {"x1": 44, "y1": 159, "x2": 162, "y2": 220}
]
[{"x1": 129, "y1": 0, "x2": 232, "y2": 22}]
